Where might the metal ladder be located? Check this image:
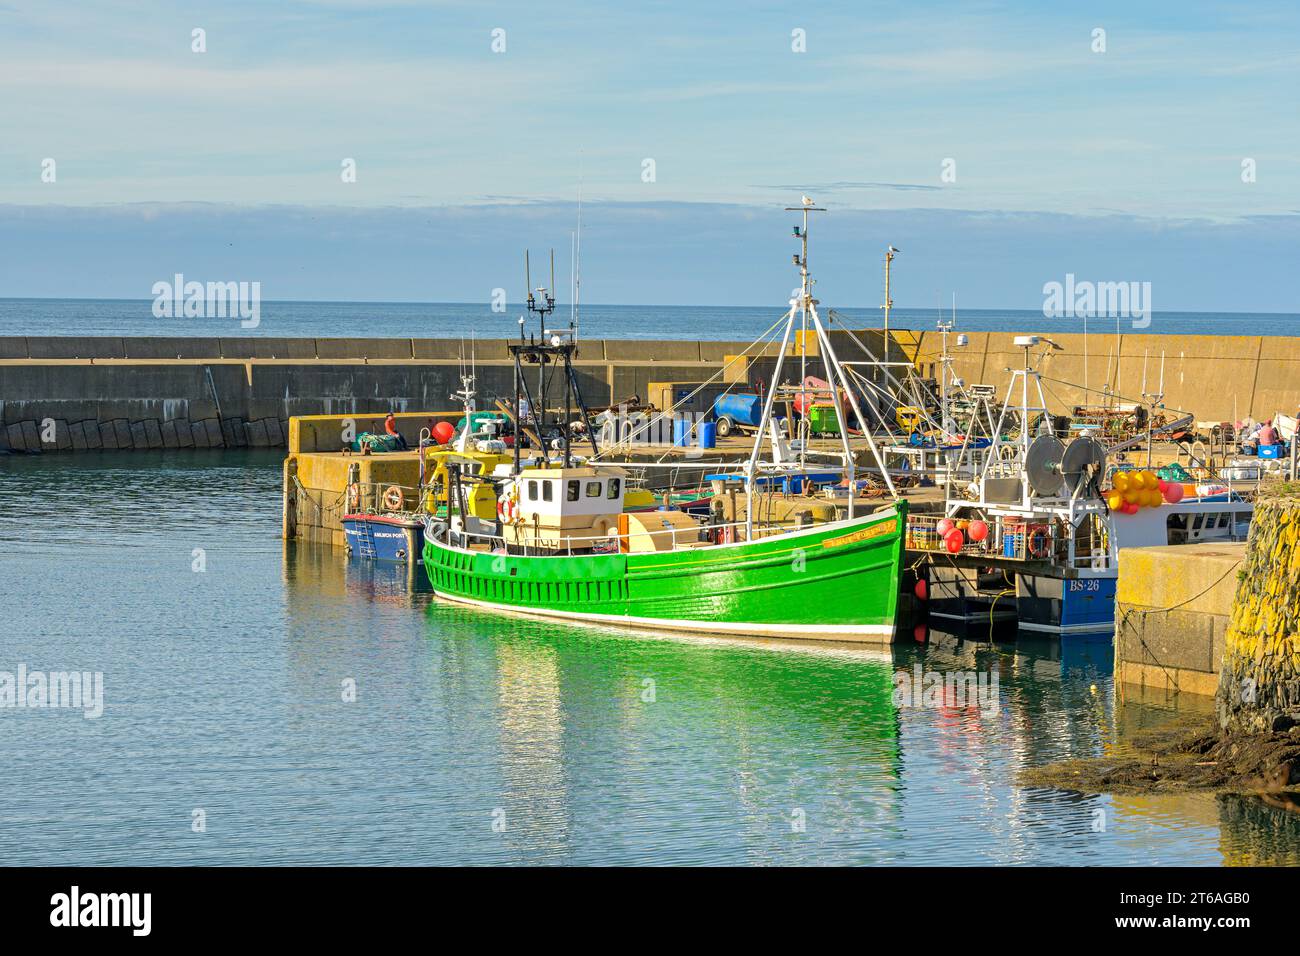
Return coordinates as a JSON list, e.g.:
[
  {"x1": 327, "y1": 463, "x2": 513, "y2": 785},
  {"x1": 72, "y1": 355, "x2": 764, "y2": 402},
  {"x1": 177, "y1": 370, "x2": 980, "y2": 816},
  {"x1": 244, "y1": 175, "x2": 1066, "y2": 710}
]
[{"x1": 355, "y1": 519, "x2": 377, "y2": 558}]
